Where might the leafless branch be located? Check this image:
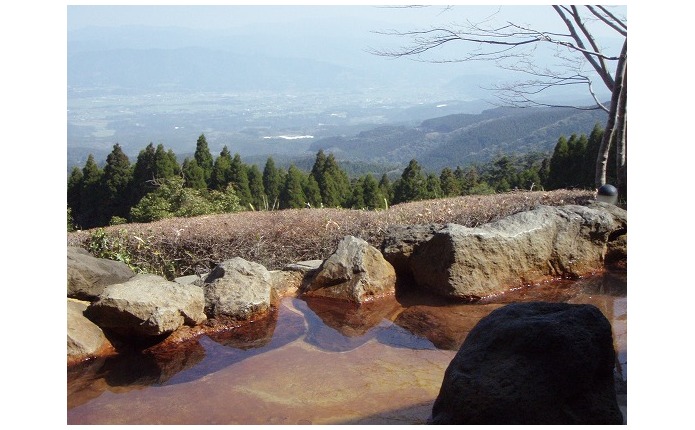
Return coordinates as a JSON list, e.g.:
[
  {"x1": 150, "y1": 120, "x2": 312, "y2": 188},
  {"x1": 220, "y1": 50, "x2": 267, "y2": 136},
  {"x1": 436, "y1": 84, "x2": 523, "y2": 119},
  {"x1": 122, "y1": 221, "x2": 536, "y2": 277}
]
[{"x1": 590, "y1": 5, "x2": 627, "y2": 35}]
